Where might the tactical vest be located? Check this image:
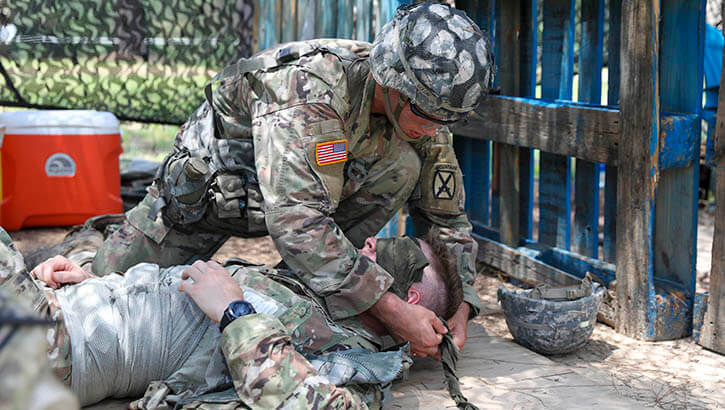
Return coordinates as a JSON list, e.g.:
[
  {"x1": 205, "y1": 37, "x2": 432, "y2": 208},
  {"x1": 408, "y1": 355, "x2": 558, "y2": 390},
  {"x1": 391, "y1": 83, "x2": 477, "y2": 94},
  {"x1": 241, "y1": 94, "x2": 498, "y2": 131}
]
[{"x1": 152, "y1": 40, "x2": 371, "y2": 234}]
